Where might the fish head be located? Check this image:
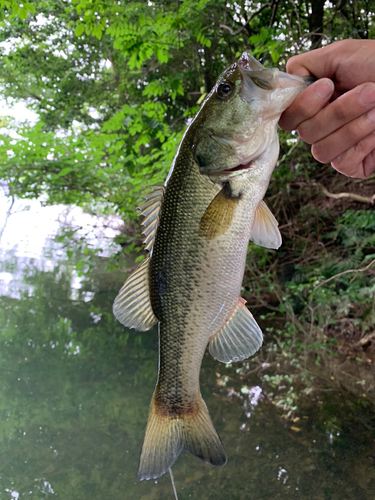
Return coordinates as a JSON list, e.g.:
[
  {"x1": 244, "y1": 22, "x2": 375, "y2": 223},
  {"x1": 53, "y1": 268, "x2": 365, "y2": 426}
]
[{"x1": 192, "y1": 52, "x2": 311, "y2": 179}]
